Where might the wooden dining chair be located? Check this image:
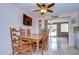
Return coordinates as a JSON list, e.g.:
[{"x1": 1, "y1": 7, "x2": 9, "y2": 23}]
[
  {"x1": 10, "y1": 27, "x2": 22, "y2": 55},
  {"x1": 43, "y1": 29, "x2": 48, "y2": 50},
  {"x1": 19, "y1": 27, "x2": 32, "y2": 54},
  {"x1": 40, "y1": 29, "x2": 48, "y2": 51},
  {"x1": 19, "y1": 27, "x2": 26, "y2": 38}
]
